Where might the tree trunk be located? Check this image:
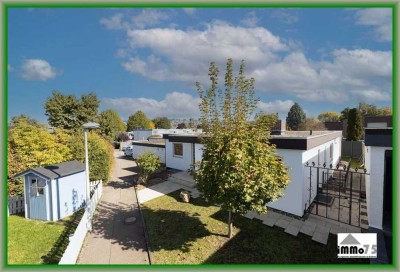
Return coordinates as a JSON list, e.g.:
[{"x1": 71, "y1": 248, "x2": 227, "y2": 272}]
[{"x1": 227, "y1": 209, "x2": 233, "y2": 238}]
